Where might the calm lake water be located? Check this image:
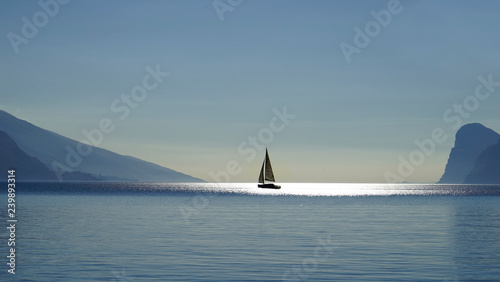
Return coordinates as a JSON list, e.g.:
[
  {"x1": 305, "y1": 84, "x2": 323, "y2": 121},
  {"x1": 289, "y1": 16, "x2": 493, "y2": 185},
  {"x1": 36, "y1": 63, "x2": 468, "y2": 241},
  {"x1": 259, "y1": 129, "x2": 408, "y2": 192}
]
[{"x1": 1, "y1": 182, "x2": 500, "y2": 281}]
